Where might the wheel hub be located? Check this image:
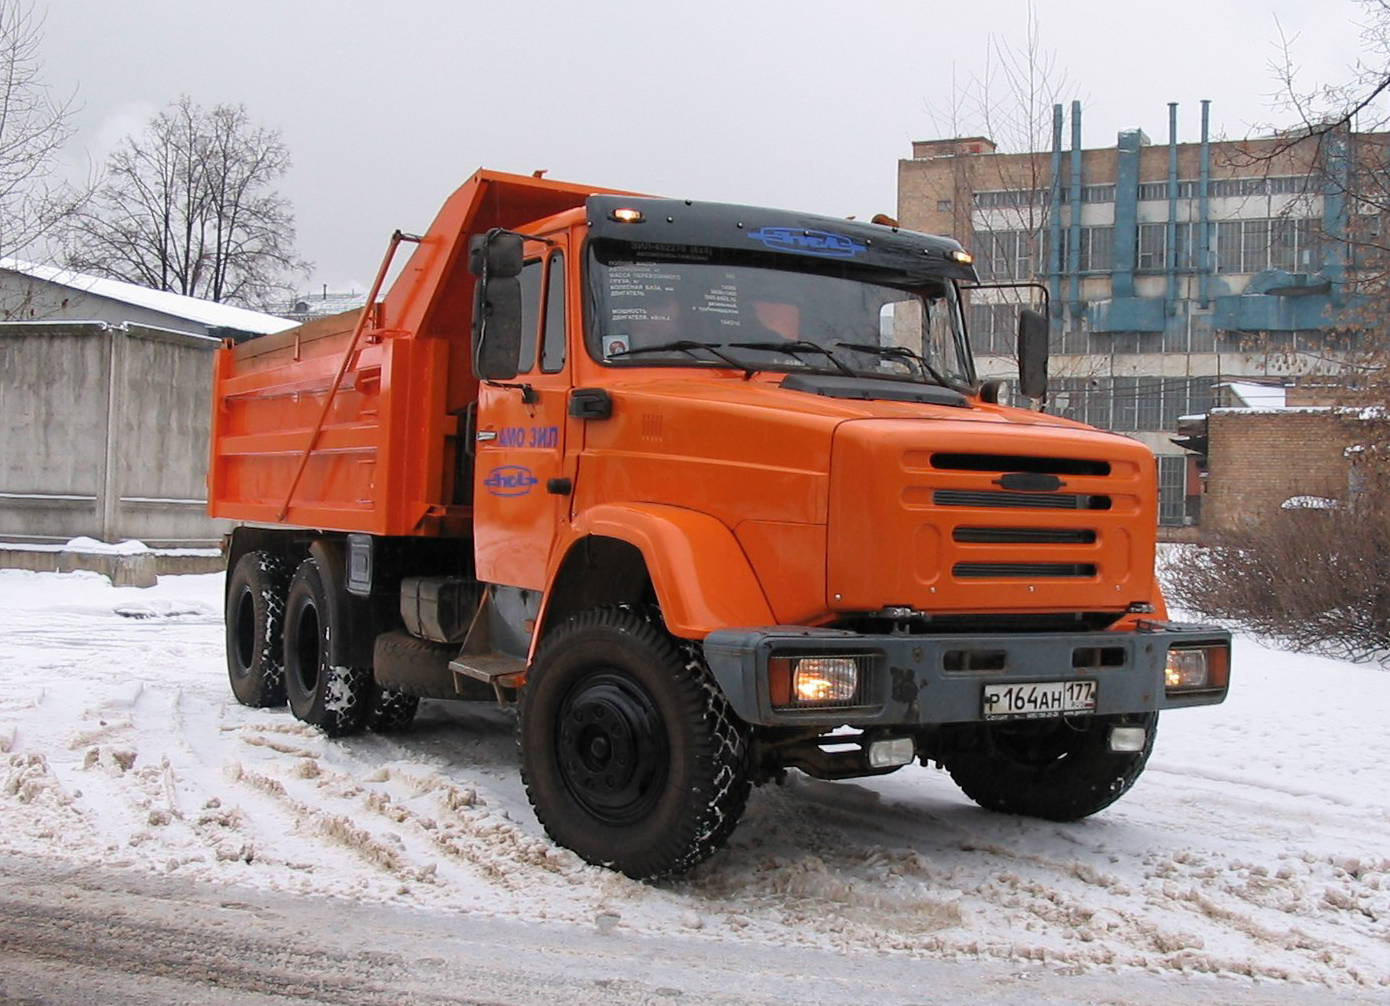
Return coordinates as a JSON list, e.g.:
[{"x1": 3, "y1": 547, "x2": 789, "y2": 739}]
[{"x1": 557, "y1": 673, "x2": 667, "y2": 824}]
